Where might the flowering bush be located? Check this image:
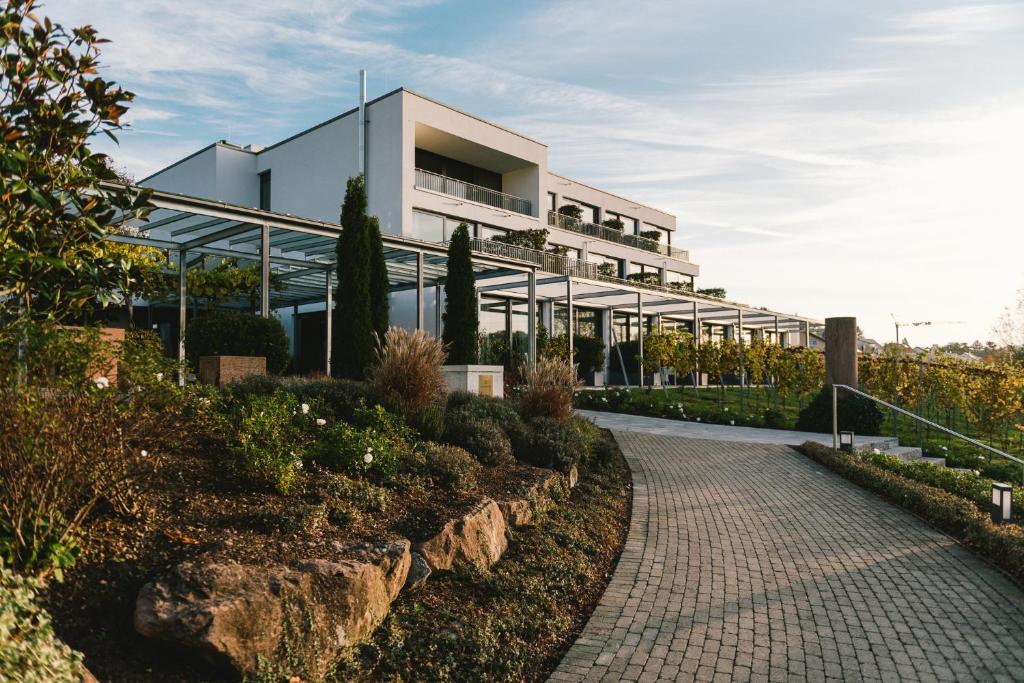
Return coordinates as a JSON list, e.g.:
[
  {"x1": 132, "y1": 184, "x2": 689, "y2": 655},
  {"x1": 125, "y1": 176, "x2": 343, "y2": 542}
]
[
  {"x1": 0, "y1": 561, "x2": 84, "y2": 682},
  {"x1": 226, "y1": 391, "x2": 305, "y2": 494},
  {"x1": 308, "y1": 422, "x2": 404, "y2": 478}
]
